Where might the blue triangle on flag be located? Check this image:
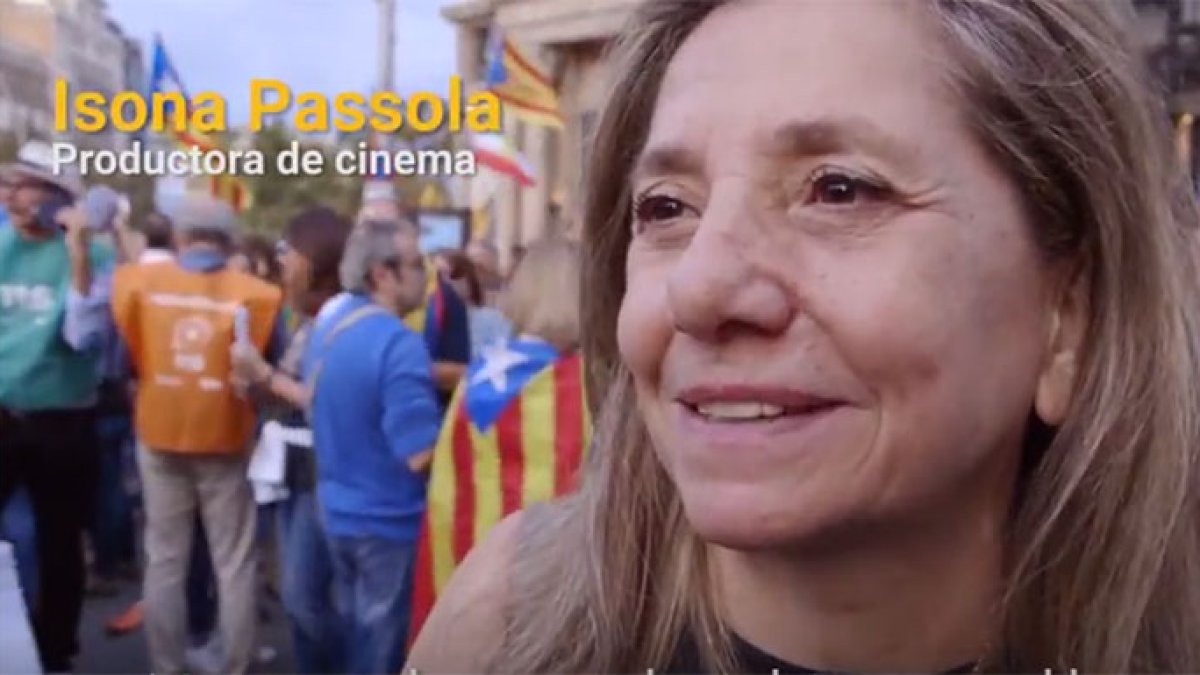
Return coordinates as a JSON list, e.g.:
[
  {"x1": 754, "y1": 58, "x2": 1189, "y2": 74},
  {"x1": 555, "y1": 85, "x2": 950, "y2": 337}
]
[
  {"x1": 484, "y1": 28, "x2": 508, "y2": 88},
  {"x1": 464, "y1": 338, "x2": 558, "y2": 432}
]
